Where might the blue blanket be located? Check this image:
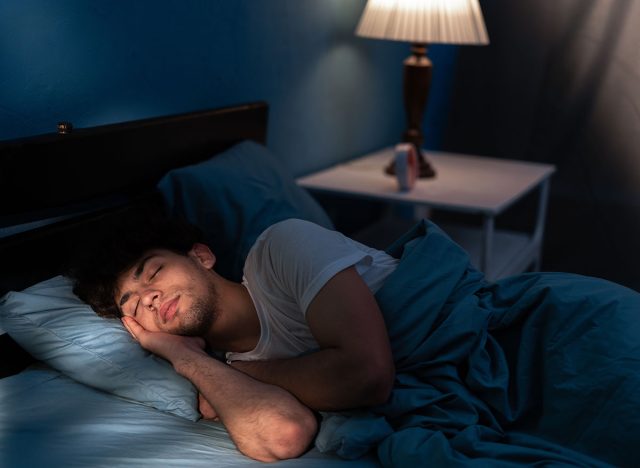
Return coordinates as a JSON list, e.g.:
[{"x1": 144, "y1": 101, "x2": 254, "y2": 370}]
[{"x1": 316, "y1": 220, "x2": 640, "y2": 467}]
